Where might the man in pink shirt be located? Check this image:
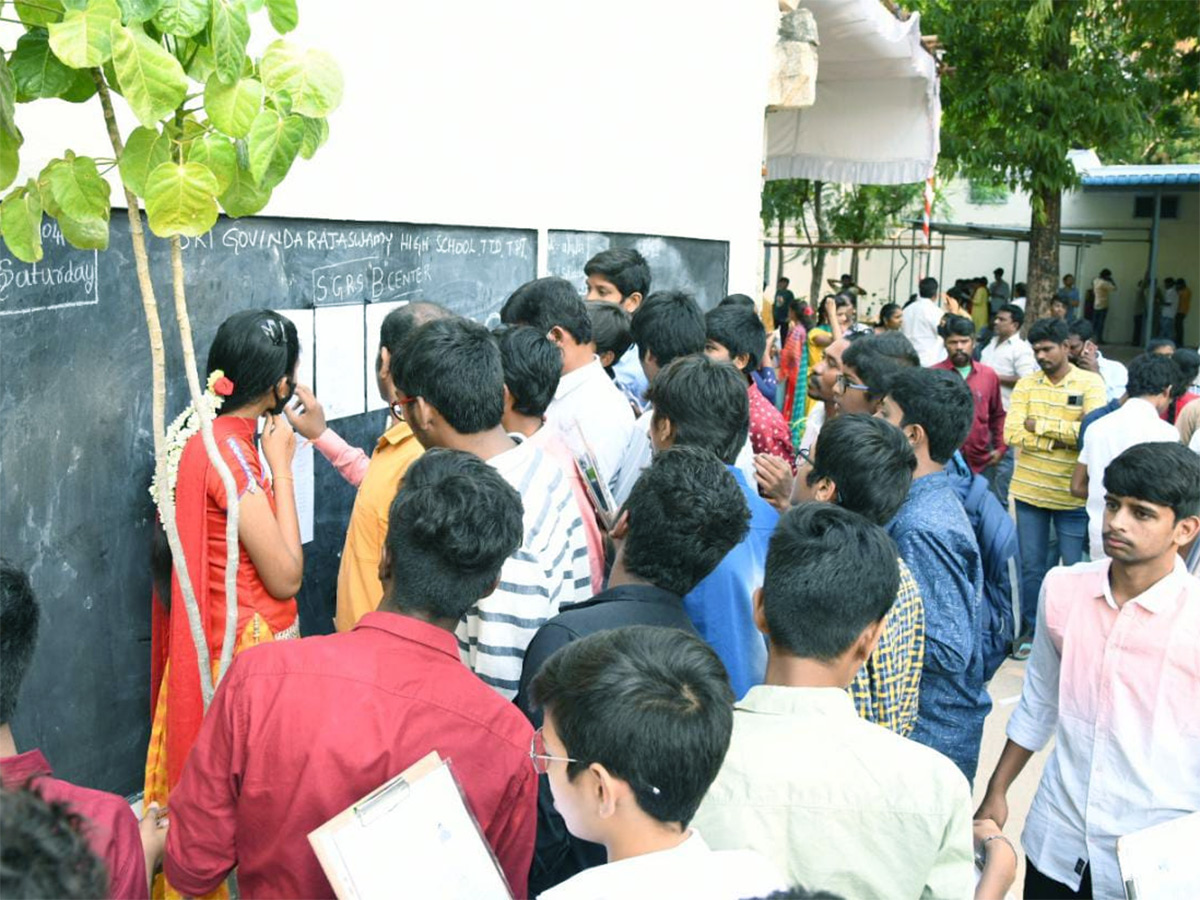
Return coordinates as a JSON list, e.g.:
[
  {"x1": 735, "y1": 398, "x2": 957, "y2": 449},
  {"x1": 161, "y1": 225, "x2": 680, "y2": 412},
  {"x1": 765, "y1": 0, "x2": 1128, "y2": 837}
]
[
  {"x1": 977, "y1": 442, "x2": 1200, "y2": 900},
  {"x1": 704, "y1": 303, "x2": 795, "y2": 470},
  {"x1": 496, "y1": 324, "x2": 606, "y2": 589},
  {"x1": 932, "y1": 315, "x2": 1006, "y2": 475}
]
